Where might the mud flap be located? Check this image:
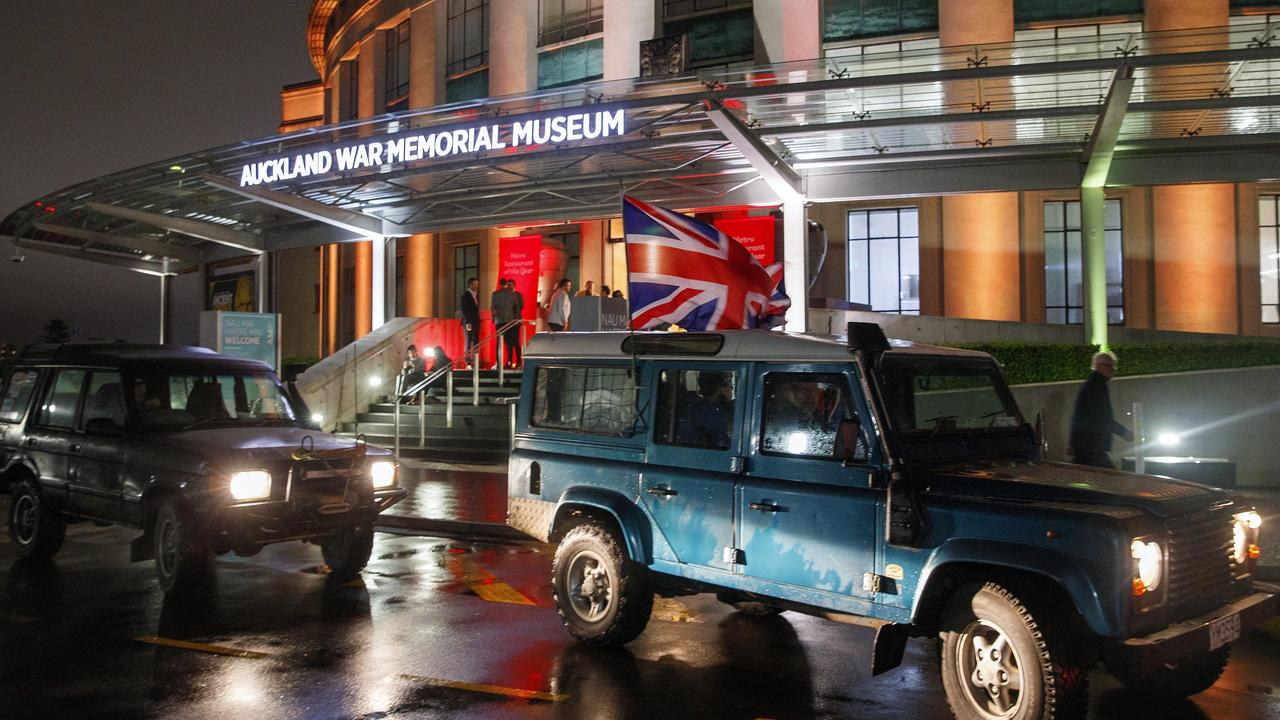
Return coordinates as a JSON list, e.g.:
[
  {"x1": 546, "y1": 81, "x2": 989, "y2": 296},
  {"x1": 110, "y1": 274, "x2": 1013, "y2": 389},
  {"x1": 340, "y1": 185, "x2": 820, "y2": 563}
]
[
  {"x1": 871, "y1": 623, "x2": 911, "y2": 676},
  {"x1": 130, "y1": 534, "x2": 154, "y2": 562}
]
